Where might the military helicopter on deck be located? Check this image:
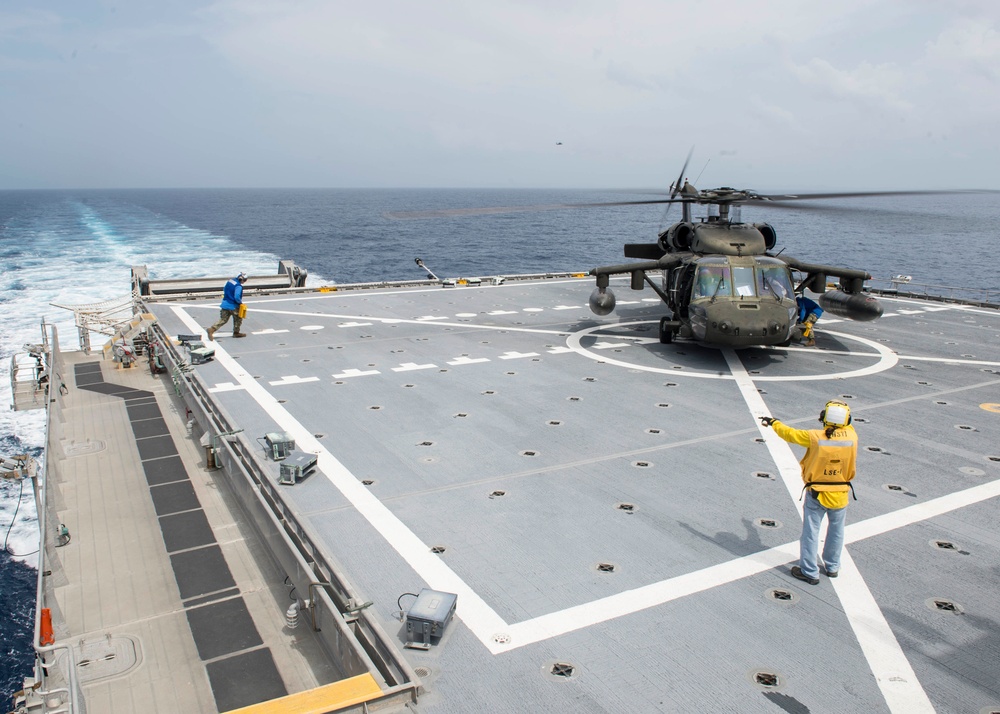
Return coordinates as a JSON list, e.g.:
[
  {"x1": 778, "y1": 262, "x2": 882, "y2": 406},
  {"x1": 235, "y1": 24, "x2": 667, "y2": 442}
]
[
  {"x1": 588, "y1": 180, "x2": 886, "y2": 348},
  {"x1": 386, "y1": 162, "x2": 971, "y2": 349}
]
